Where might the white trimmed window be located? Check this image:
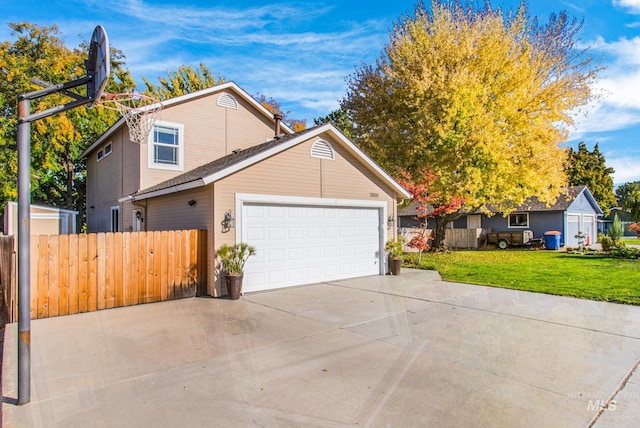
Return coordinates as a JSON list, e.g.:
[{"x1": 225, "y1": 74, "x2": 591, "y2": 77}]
[
  {"x1": 97, "y1": 142, "x2": 112, "y2": 162},
  {"x1": 508, "y1": 213, "x2": 529, "y2": 228},
  {"x1": 148, "y1": 121, "x2": 184, "y2": 171},
  {"x1": 110, "y1": 206, "x2": 120, "y2": 232}
]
